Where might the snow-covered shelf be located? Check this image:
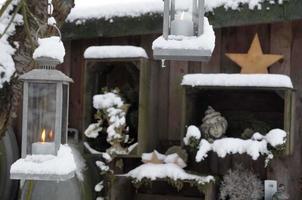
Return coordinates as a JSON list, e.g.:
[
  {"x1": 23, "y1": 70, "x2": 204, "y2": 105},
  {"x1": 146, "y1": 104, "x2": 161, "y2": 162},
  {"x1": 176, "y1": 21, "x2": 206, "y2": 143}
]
[
  {"x1": 194, "y1": 129, "x2": 287, "y2": 166},
  {"x1": 152, "y1": 17, "x2": 215, "y2": 62},
  {"x1": 182, "y1": 74, "x2": 293, "y2": 89},
  {"x1": 84, "y1": 46, "x2": 148, "y2": 60},
  {"x1": 10, "y1": 145, "x2": 77, "y2": 181},
  {"x1": 124, "y1": 163, "x2": 214, "y2": 189}
]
